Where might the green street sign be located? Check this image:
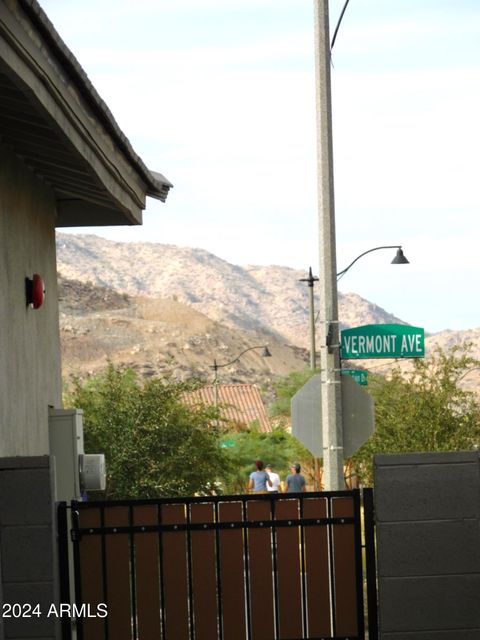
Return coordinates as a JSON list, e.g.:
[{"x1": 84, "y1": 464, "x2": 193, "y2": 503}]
[
  {"x1": 342, "y1": 368, "x2": 369, "y2": 385},
  {"x1": 220, "y1": 439, "x2": 236, "y2": 449},
  {"x1": 341, "y1": 324, "x2": 425, "y2": 360}
]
